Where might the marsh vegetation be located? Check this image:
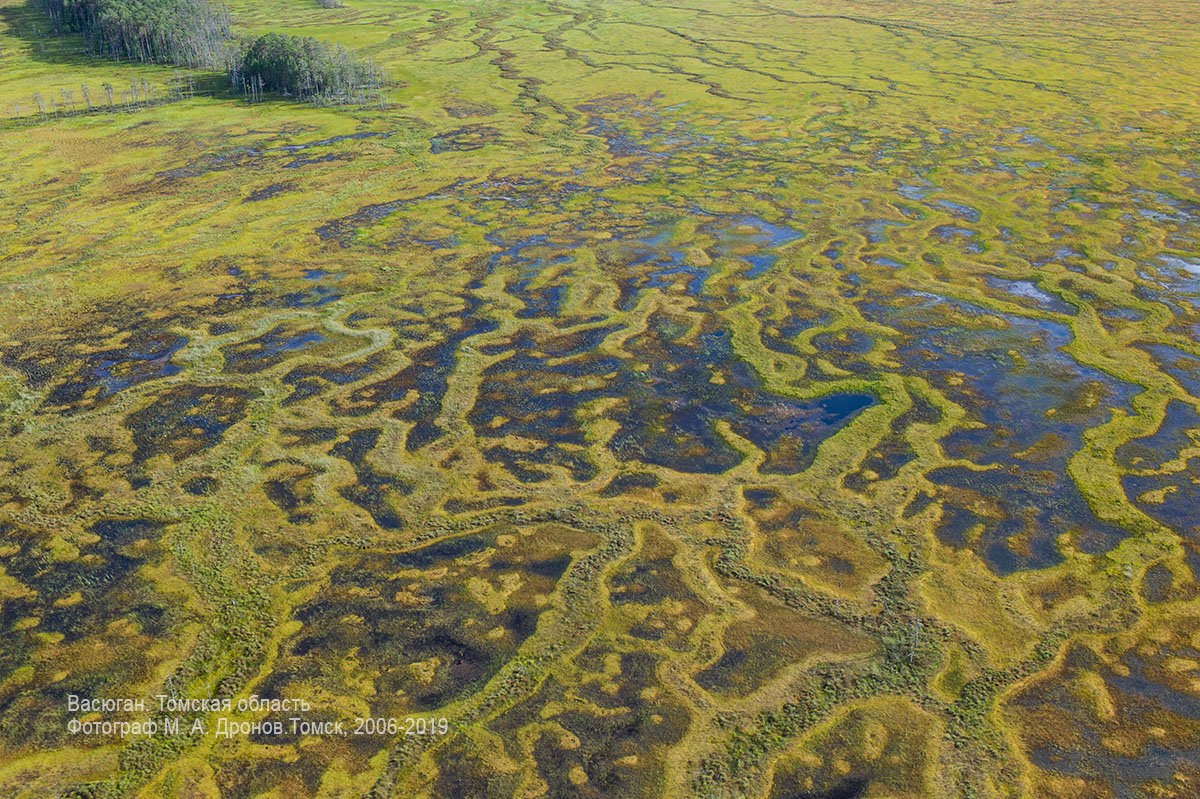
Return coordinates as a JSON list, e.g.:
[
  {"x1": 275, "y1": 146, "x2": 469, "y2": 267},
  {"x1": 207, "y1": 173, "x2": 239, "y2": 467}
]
[{"x1": 0, "y1": 0, "x2": 1198, "y2": 798}]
